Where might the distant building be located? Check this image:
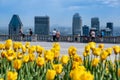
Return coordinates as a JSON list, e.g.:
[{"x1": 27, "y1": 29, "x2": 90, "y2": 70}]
[
  {"x1": 101, "y1": 28, "x2": 112, "y2": 36},
  {"x1": 106, "y1": 22, "x2": 113, "y2": 36},
  {"x1": 9, "y1": 14, "x2": 23, "y2": 35},
  {"x1": 91, "y1": 17, "x2": 100, "y2": 36},
  {"x1": 34, "y1": 16, "x2": 49, "y2": 35},
  {"x1": 82, "y1": 25, "x2": 89, "y2": 36},
  {"x1": 72, "y1": 13, "x2": 82, "y2": 36}
]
